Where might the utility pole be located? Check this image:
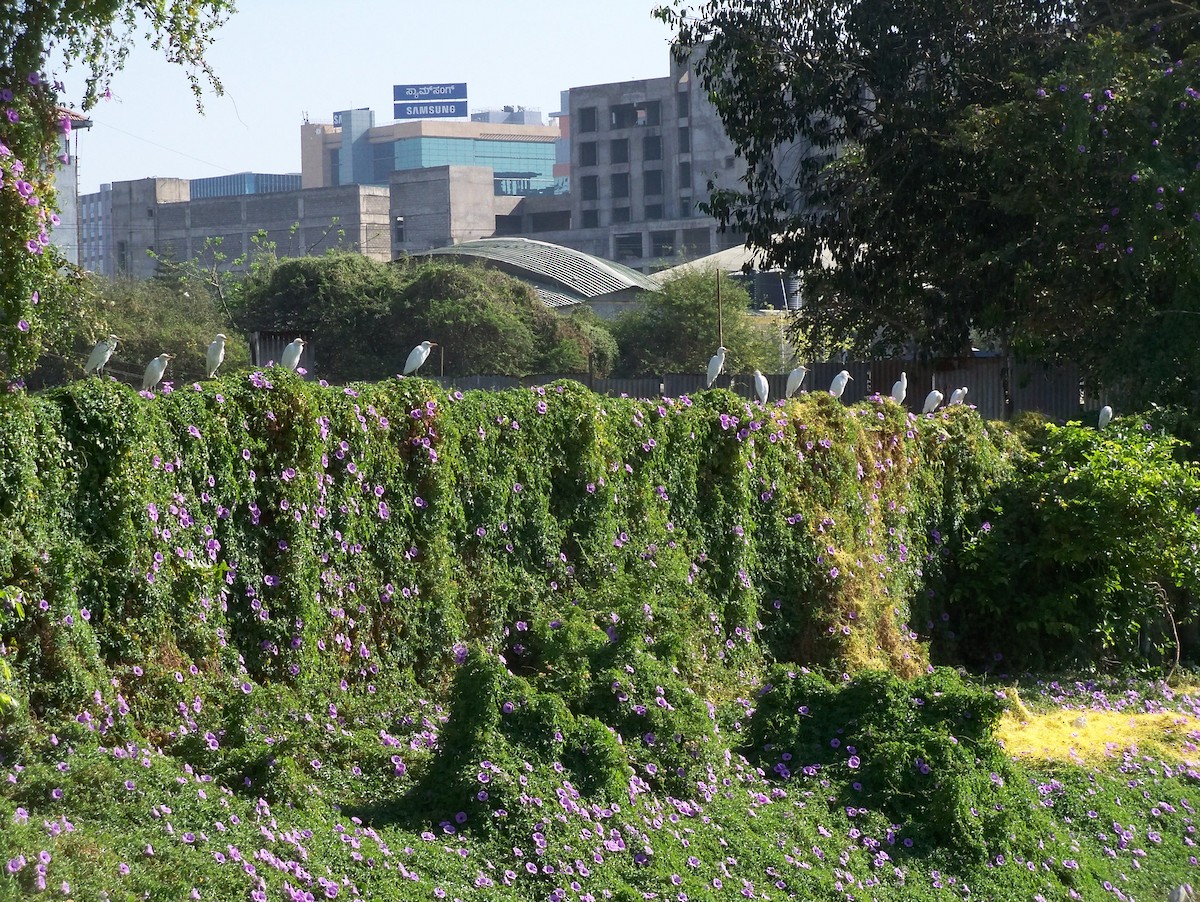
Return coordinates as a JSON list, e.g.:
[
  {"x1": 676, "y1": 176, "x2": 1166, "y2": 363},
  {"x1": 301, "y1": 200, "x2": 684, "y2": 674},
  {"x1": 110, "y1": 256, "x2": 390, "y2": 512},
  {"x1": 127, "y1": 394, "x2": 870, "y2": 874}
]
[{"x1": 716, "y1": 270, "x2": 724, "y2": 348}]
